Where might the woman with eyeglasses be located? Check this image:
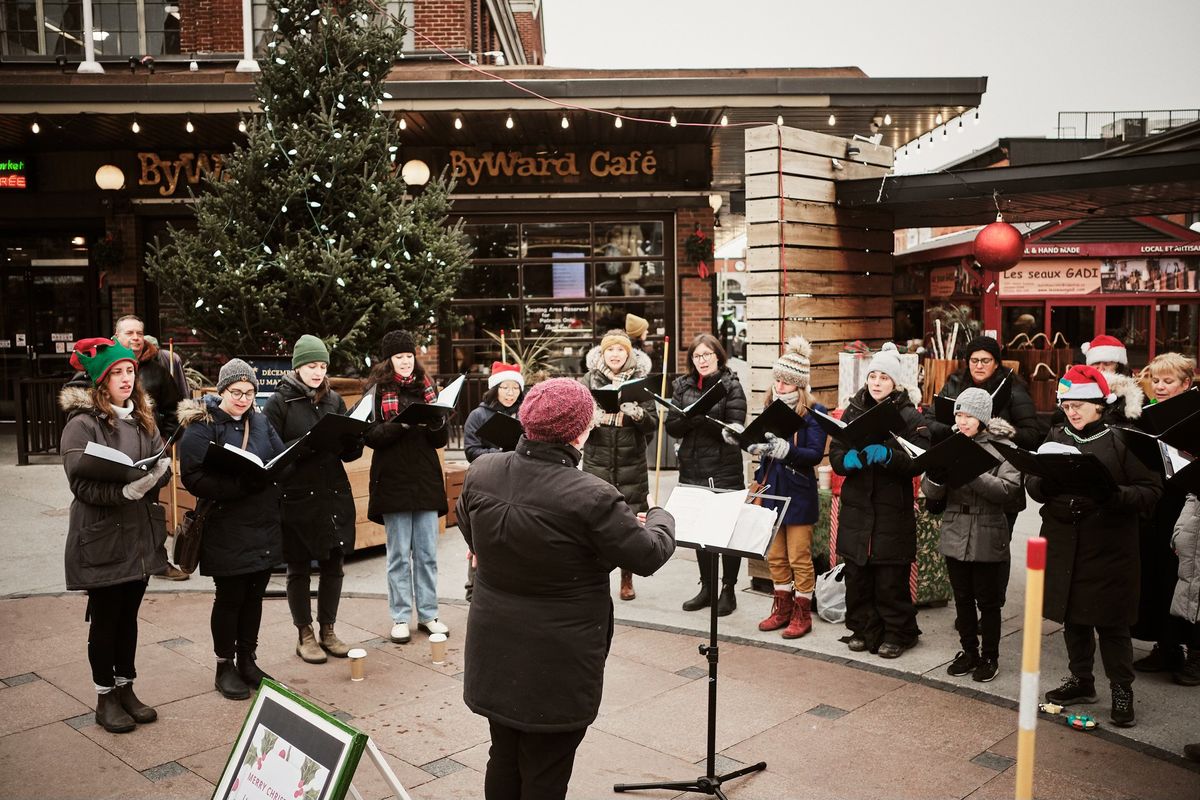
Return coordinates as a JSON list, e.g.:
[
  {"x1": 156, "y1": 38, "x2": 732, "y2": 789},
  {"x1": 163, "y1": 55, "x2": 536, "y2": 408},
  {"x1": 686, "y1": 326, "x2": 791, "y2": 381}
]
[
  {"x1": 665, "y1": 334, "x2": 747, "y2": 616},
  {"x1": 1030, "y1": 365, "x2": 1161, "y2": 729},
  {"x1": 177, "y1": 359, "x2": 285, "y2": 701},
  {"x1": 924, "y1": 335, "x2": 1040, "y2": 451}
]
